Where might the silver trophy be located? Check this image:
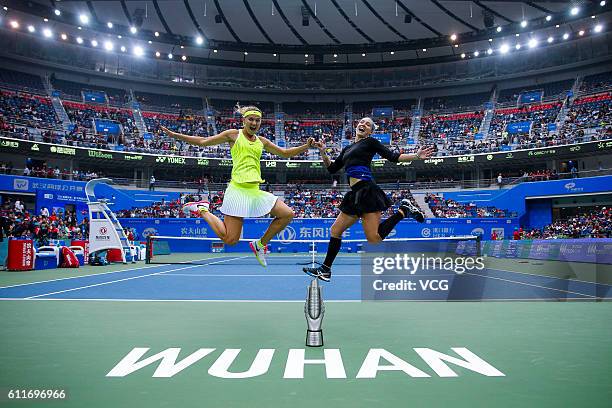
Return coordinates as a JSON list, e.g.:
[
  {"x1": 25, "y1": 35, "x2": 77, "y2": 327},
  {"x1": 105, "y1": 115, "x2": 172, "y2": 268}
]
[{"x1": 305, "y1": 278, "x2": 325, "y2": 347}]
